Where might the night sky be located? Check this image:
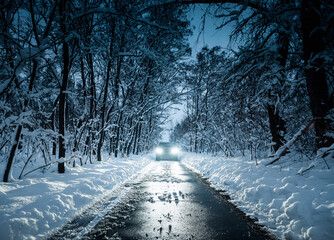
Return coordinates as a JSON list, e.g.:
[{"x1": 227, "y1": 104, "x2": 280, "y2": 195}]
[{"x1": 188, "y1": 4, "x2": 232, "y2": 58}]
